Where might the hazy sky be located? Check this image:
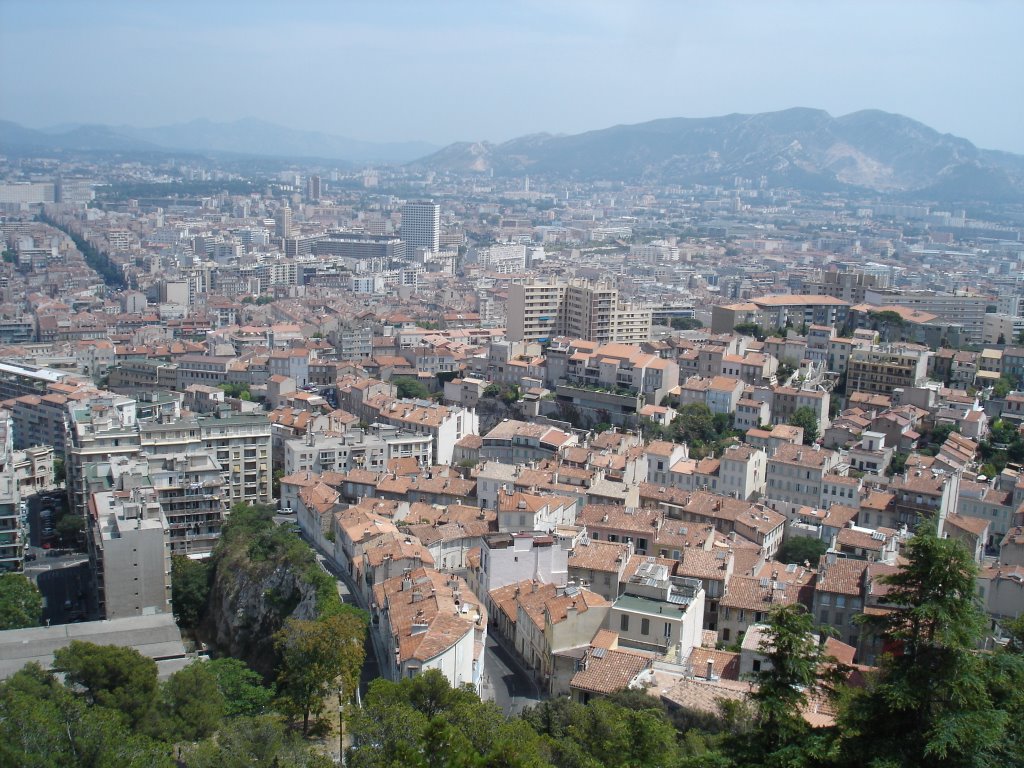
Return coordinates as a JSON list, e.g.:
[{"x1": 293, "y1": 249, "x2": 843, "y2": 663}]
[{"x1": 2, "y1": 0, "x2": 1022, "y2": 152}]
